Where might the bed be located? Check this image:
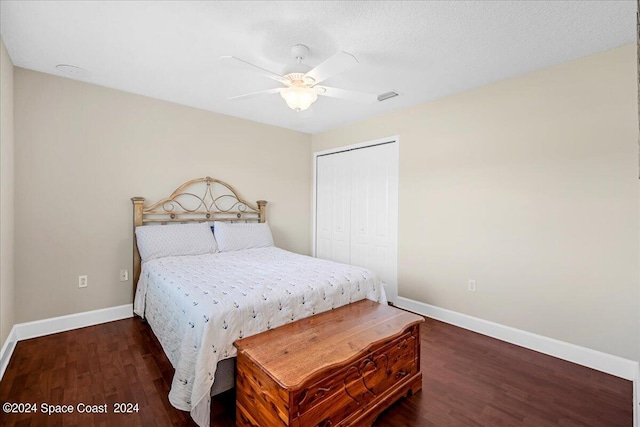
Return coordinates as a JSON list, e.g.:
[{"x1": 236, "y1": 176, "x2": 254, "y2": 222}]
[{"x1": 131, "y1": 177, "x2": 387, "y2": 427}]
